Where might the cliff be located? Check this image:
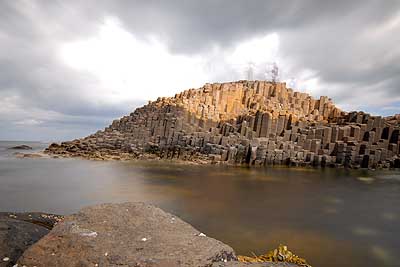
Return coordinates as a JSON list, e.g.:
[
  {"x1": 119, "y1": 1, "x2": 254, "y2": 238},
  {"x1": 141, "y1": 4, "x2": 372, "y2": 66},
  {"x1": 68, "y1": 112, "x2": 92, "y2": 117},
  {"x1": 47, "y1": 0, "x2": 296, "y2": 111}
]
[{"x1": 46, "y1": 80, "x2": 400, "y2": 169}]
